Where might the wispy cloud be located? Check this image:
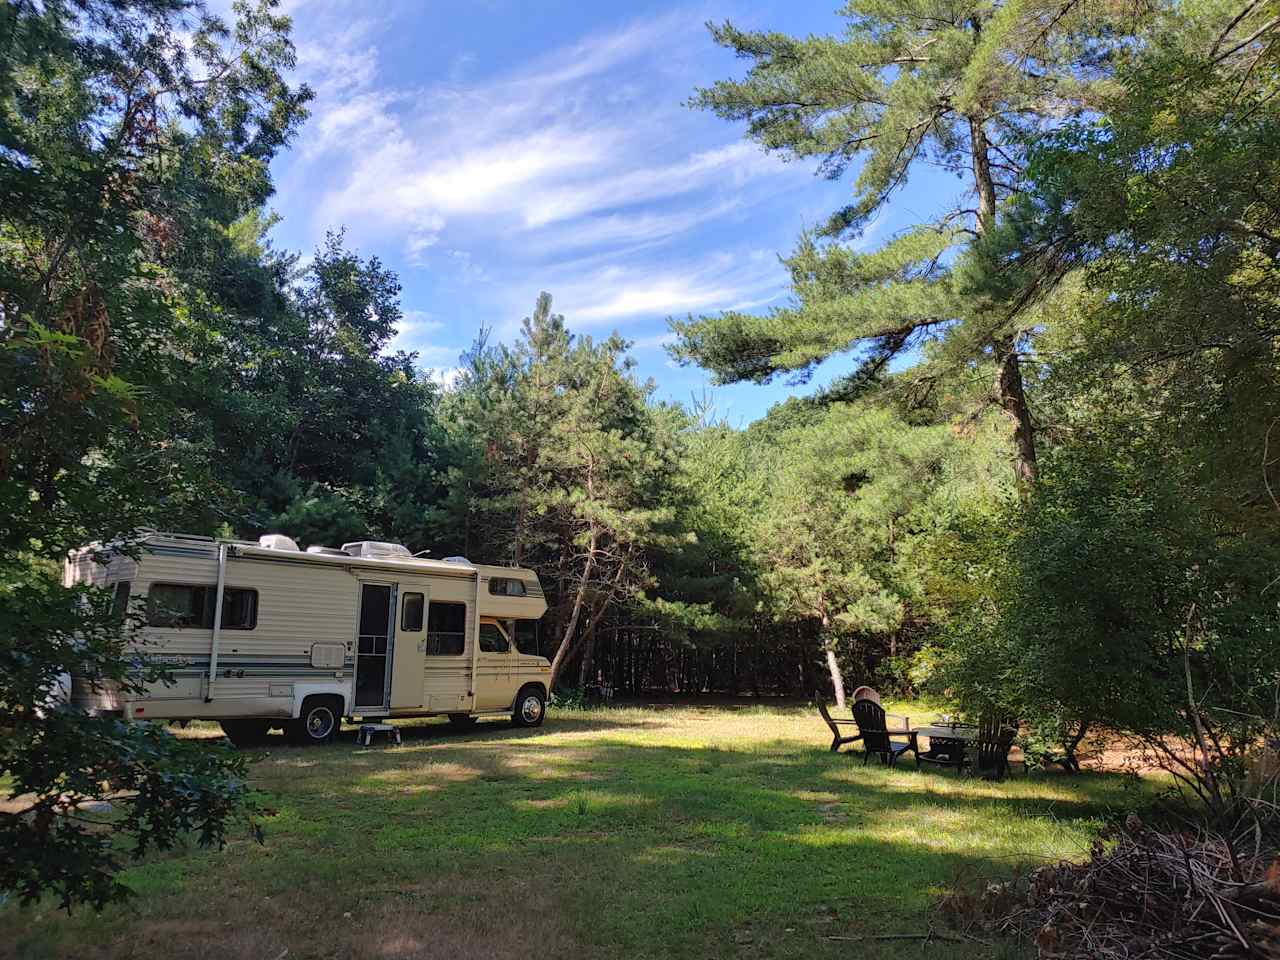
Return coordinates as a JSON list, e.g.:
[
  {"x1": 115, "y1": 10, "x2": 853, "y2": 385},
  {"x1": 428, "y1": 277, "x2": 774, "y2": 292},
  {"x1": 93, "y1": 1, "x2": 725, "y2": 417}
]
[
  {"x1": 285, "y1": 10, "x2": 792, "y2": 260},
  {"x1": 387, "y1": 308, "x2": 444, "y2": 354},
  {"x1": 547, "y1": 251, "x2": 788, "y2": 326}
]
